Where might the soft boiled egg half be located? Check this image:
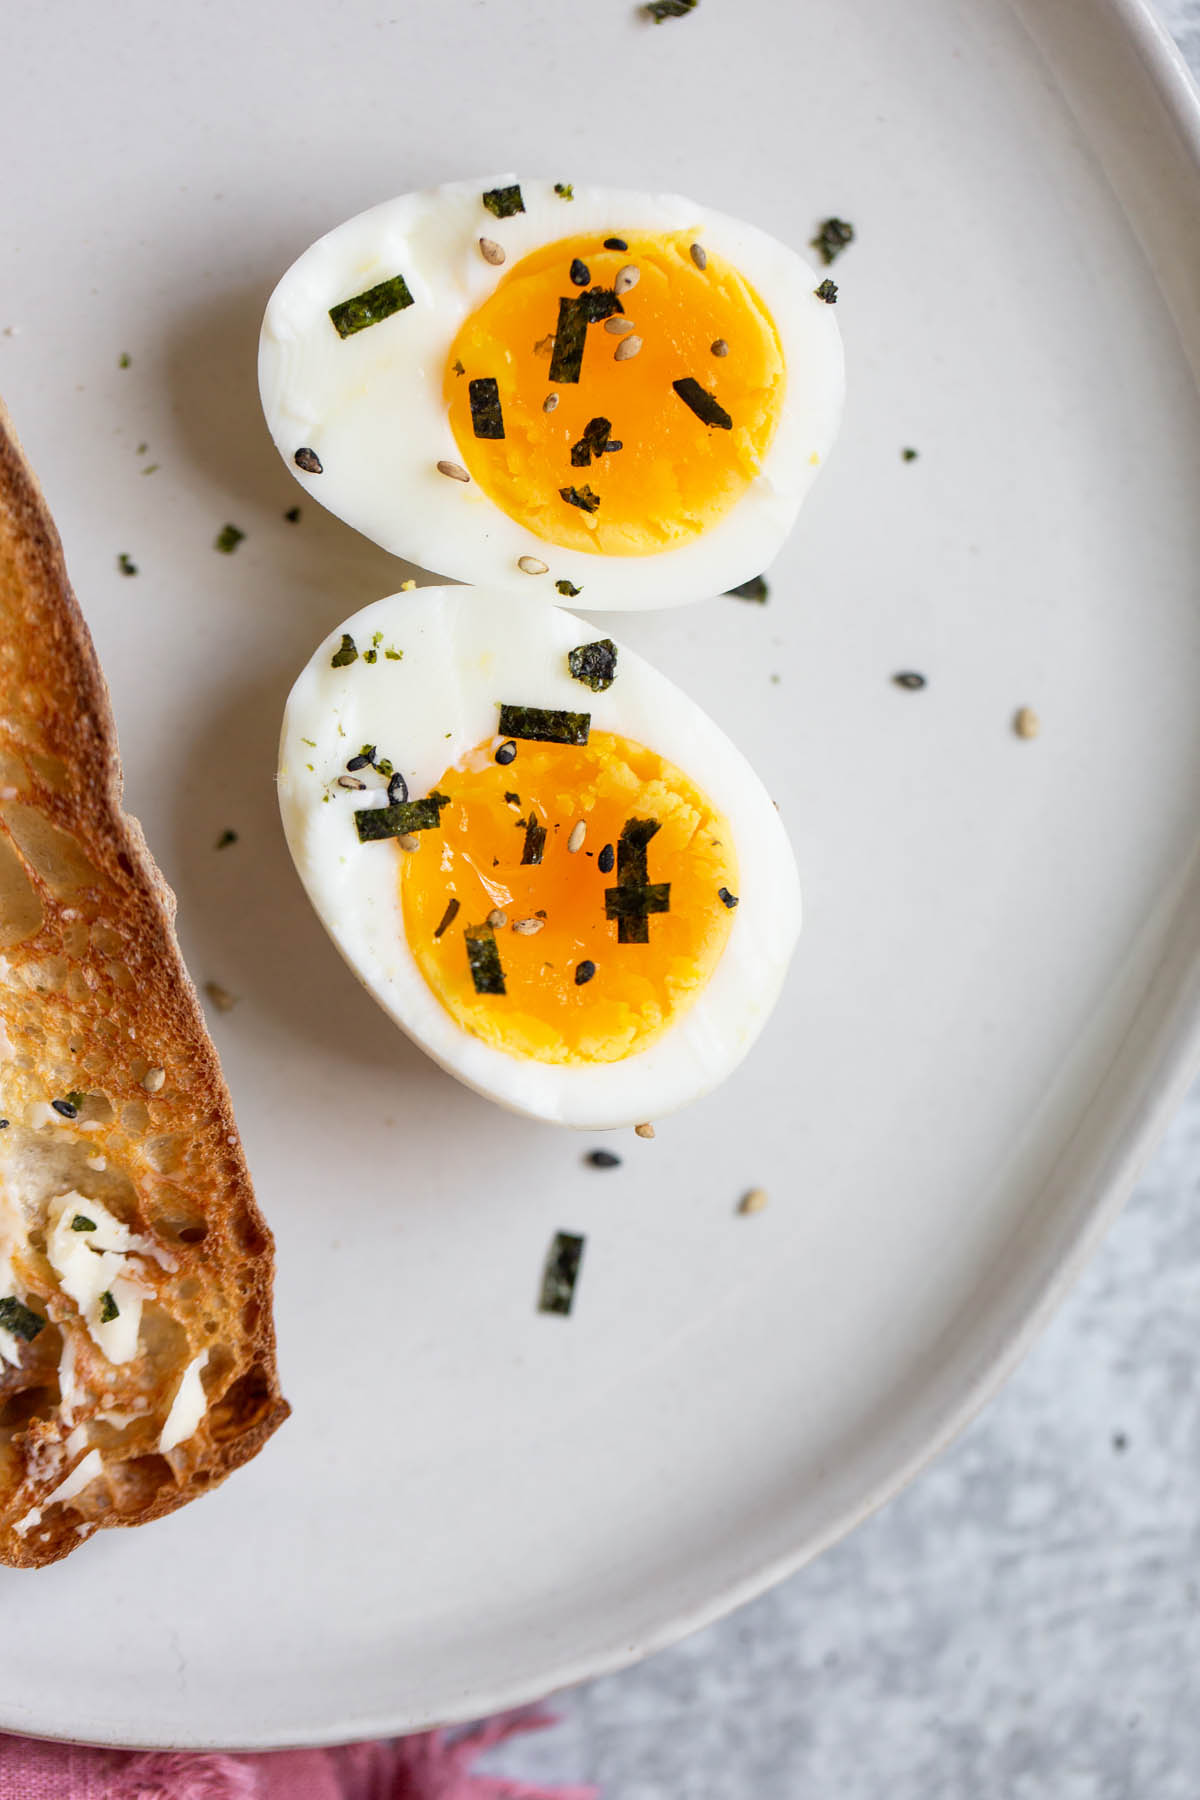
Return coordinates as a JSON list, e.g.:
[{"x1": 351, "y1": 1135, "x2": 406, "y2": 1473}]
[
  {"x1": 259, "y1": 176, "x2": 844, "y2": 608},
  {"x1": 278, "y1": 586, "x2": 800, "y2": 1128}
]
